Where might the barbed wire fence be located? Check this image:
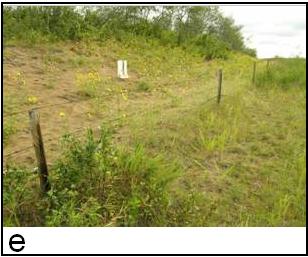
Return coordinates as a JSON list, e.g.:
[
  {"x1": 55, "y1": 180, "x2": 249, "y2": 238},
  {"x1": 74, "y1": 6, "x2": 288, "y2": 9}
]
[
  {"x1": 3, "y1": 61, "x2": 259, "y2": 193},
  {"x1": 2, "y1": 71, "x2": 223, "y2": 156}
]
